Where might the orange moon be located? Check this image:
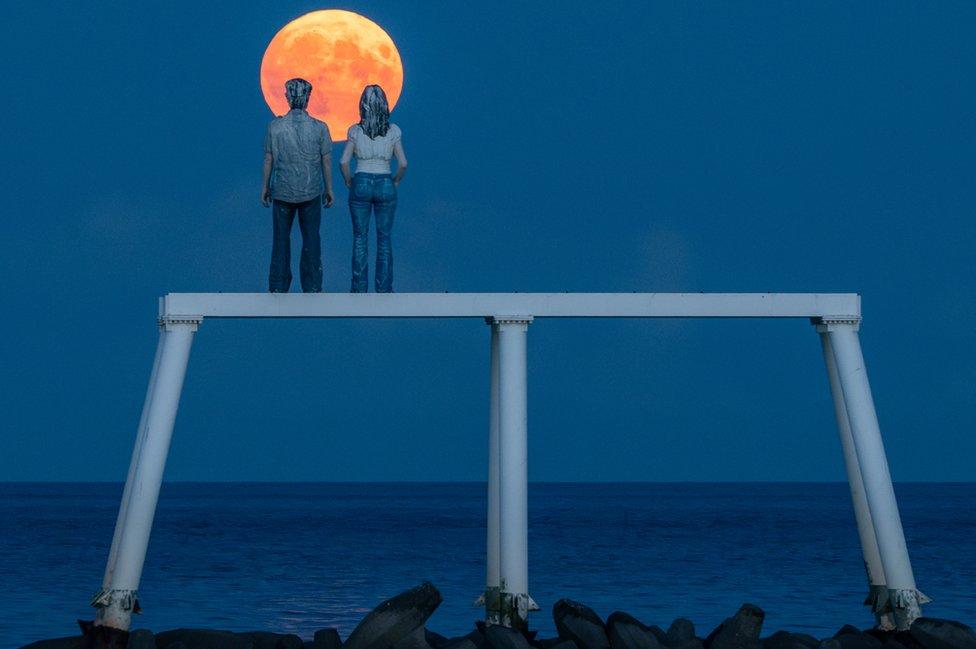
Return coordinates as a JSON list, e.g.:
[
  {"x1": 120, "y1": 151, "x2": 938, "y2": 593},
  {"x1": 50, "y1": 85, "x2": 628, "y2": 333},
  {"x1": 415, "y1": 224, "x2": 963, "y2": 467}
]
[{"x1": 260, "y1": 10, "x2": 403, "y2": 142}]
